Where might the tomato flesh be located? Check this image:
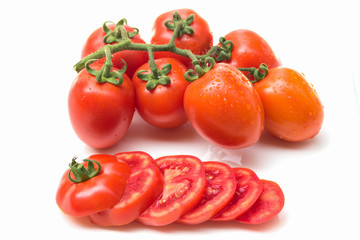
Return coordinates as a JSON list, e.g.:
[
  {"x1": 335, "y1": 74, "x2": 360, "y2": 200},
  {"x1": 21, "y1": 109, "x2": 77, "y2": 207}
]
[
  {"x1": 212, "y1": 167, "x2": 263, "y2": 221},
  {"x1": 89, "y1": 152, "x2": 164, "y2": 226},
  {"x1": 178, "y1": 161, "x2": 236, "y2": 224},
  {"x1": 236, "y1": 179, "x2": 285, "y2": 224},
  {"x1": 137, "y1": 155, "x2": 206, "y2": 226}
]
